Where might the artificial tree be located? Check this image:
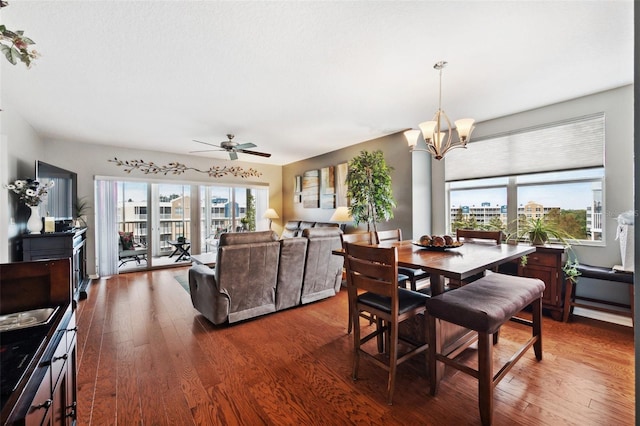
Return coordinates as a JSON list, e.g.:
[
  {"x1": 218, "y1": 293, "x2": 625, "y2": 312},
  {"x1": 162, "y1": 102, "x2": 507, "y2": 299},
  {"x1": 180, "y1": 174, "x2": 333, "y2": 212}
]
[{"x1": 345, "y1": 150, "x2": 396, "y2": 233}]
